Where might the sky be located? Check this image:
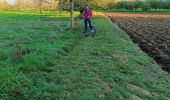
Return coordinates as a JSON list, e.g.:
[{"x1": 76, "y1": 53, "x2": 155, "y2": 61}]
[{"x1": 6, "y1": 0, "x2": 15, "y2": 5}]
